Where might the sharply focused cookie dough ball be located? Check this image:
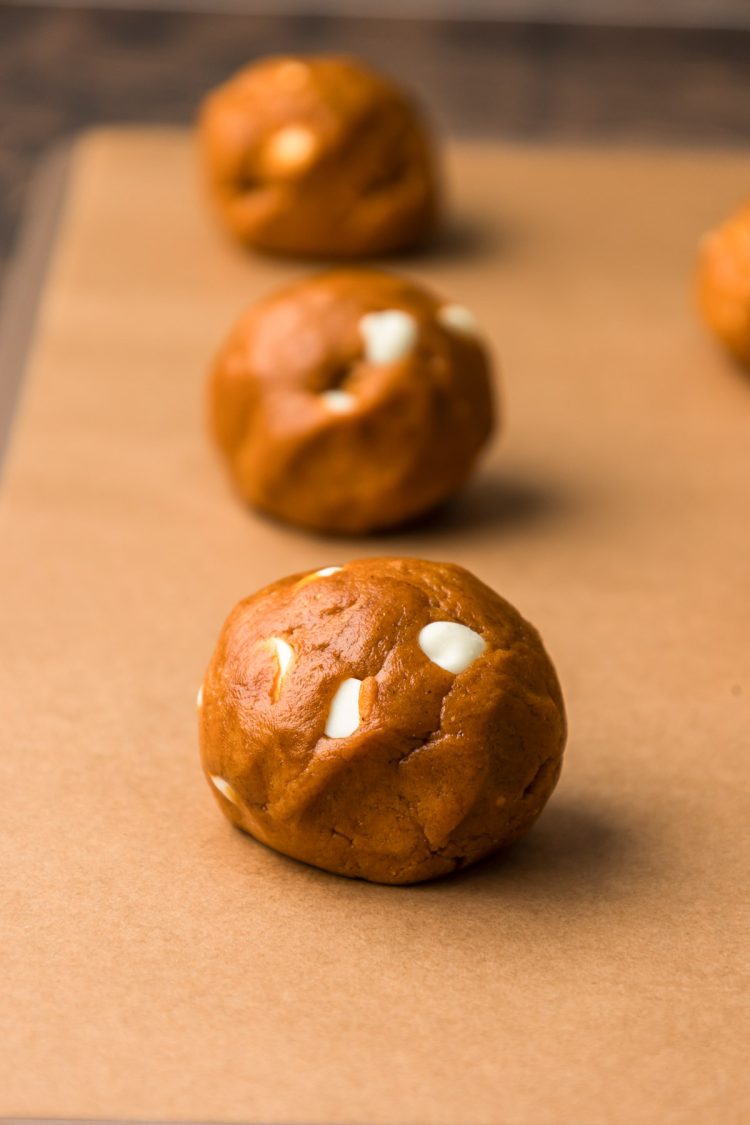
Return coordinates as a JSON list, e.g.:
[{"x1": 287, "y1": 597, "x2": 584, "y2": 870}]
[
  {"x1": 198, "y1": 557, "x2": 567, "y2": 885},
  {"x1": 697, "y1": 200, "x2": 750, "y2": 367},
  {"x1": 198, "y1": 54, "x2": 439, "y2": 257},
  {"x1": 210, "y1": 270, "x2": 496, "y2": 534}
]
